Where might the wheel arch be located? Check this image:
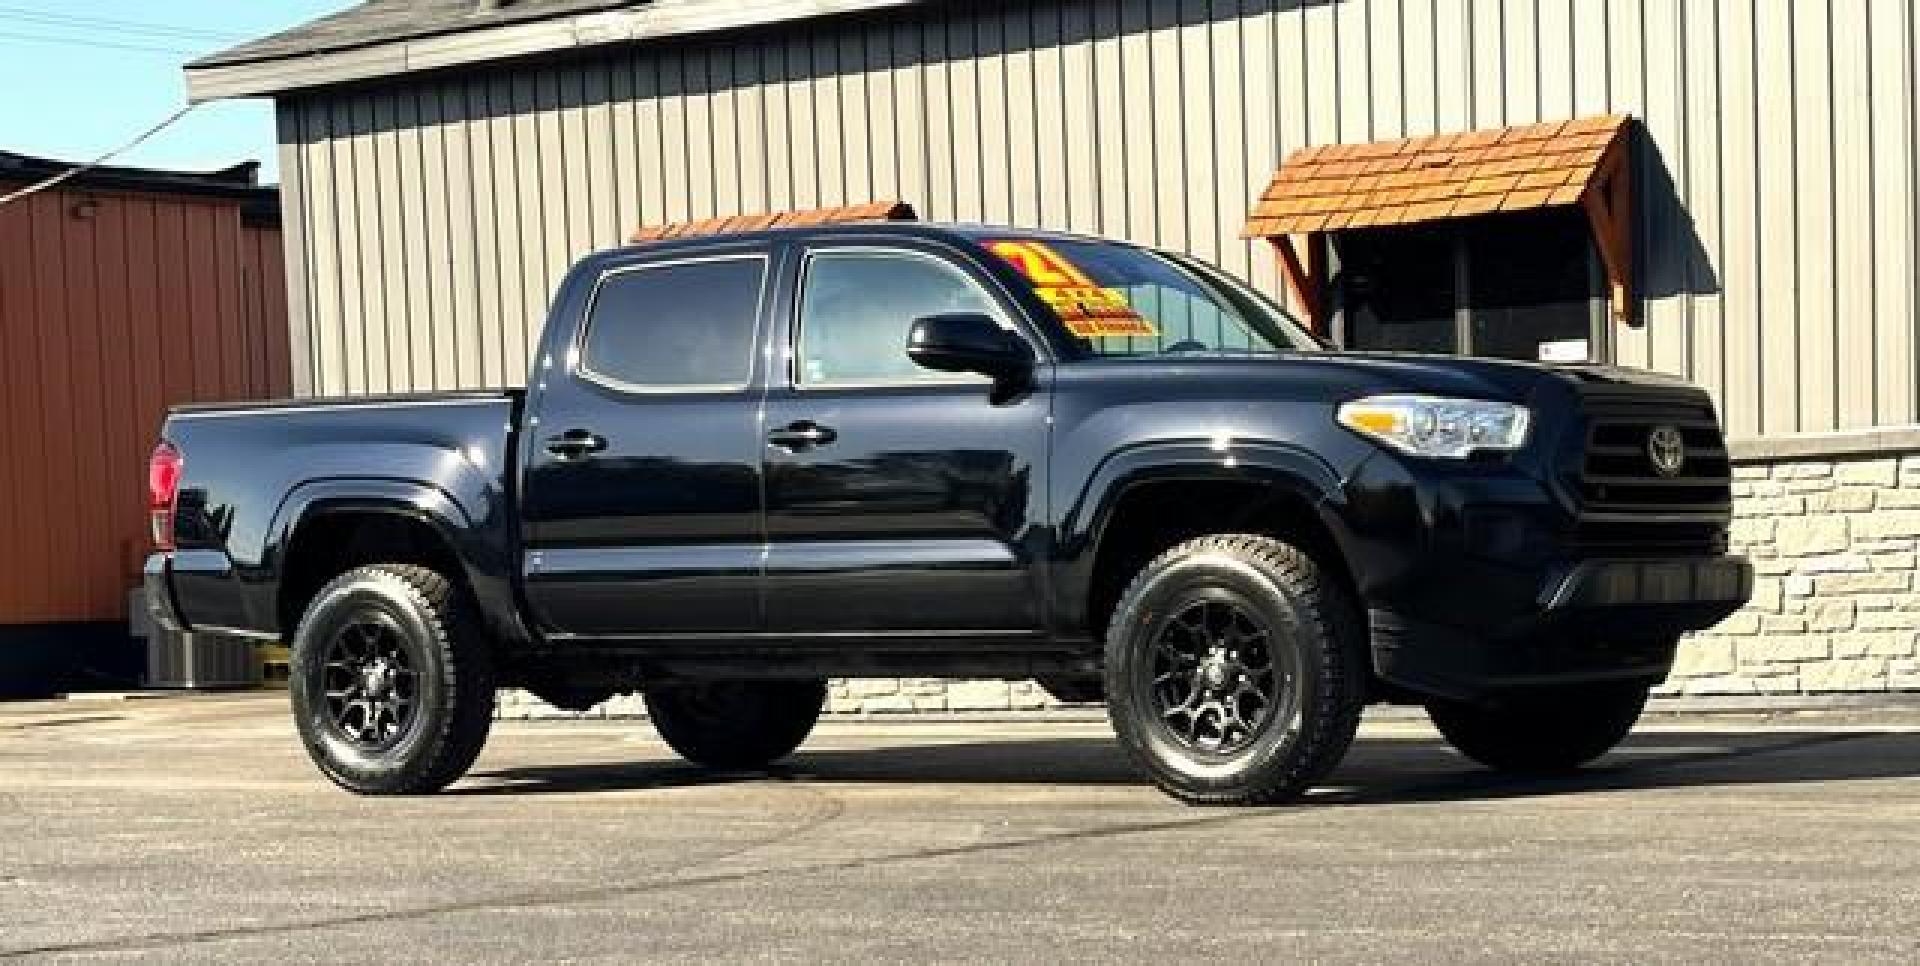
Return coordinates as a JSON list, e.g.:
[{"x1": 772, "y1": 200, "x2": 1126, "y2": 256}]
[
  {"x1": 1059, "y1": 440, "x2": 1359, "y2": 644},
  {"x1": 268, "y1": 480, "x2": 533, "y2": 652}
]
